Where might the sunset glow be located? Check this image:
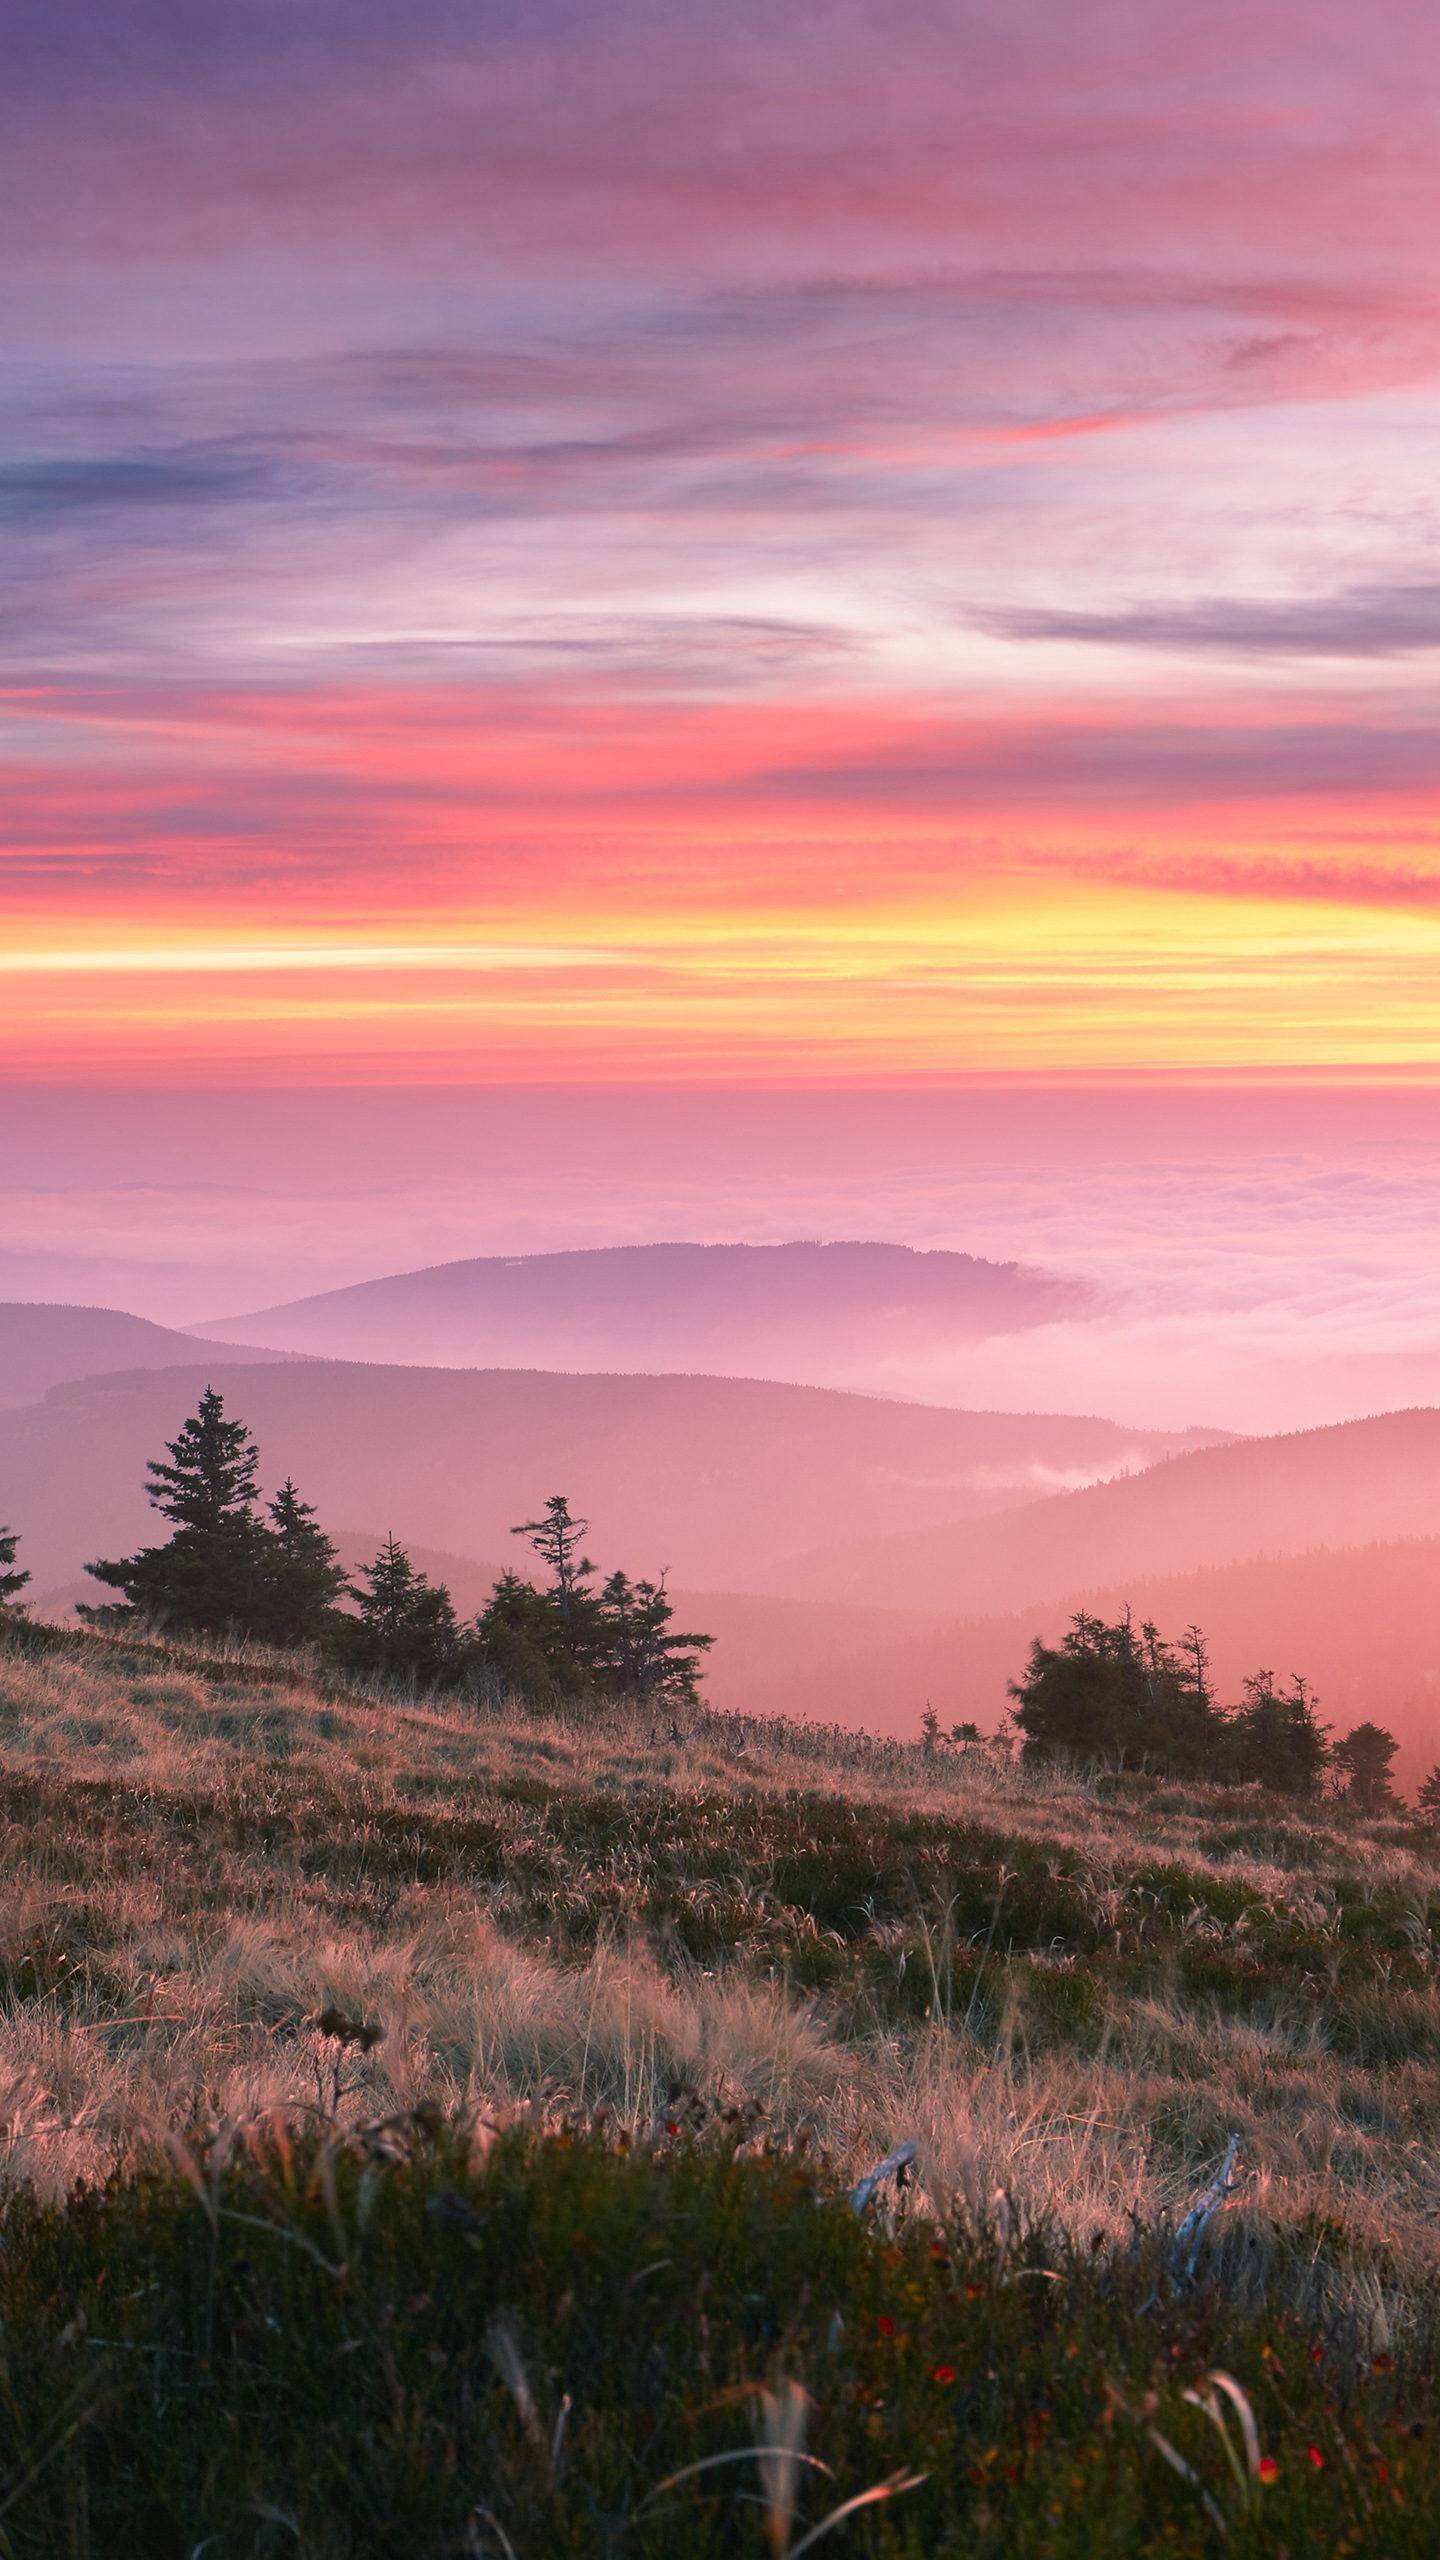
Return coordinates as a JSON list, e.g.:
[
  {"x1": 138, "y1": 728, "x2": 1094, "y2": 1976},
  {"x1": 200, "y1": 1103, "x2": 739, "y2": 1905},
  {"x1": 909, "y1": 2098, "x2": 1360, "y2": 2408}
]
[{"x1": 5, "y1": 0, "x2": 1440, "y2": 1085}]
